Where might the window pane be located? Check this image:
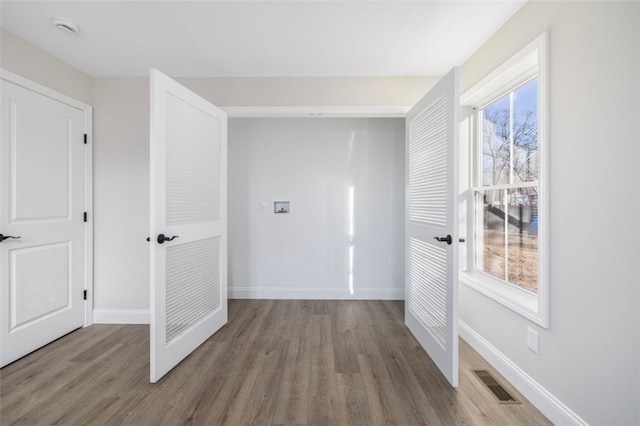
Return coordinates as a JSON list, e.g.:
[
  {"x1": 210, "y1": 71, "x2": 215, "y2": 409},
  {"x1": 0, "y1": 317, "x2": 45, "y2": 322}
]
[
  {"x1": 507, "y1": 188, "x2": 538, "y2": 292},
  {"x1": 512, "y1": 79, "x2": 538, "y2": 183},
  {"x1": 478, "y1": 190, "x2": 506, "y2": 281},
  {"x1": 482, "y1": 95, "x2": 510, "y2": 186},
  {"x1": 476, "y1": 188, "x2": 539, "y2": 293},
  {"x1": 481, "y1": 78, "x2": 538, "y2": 186}
]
